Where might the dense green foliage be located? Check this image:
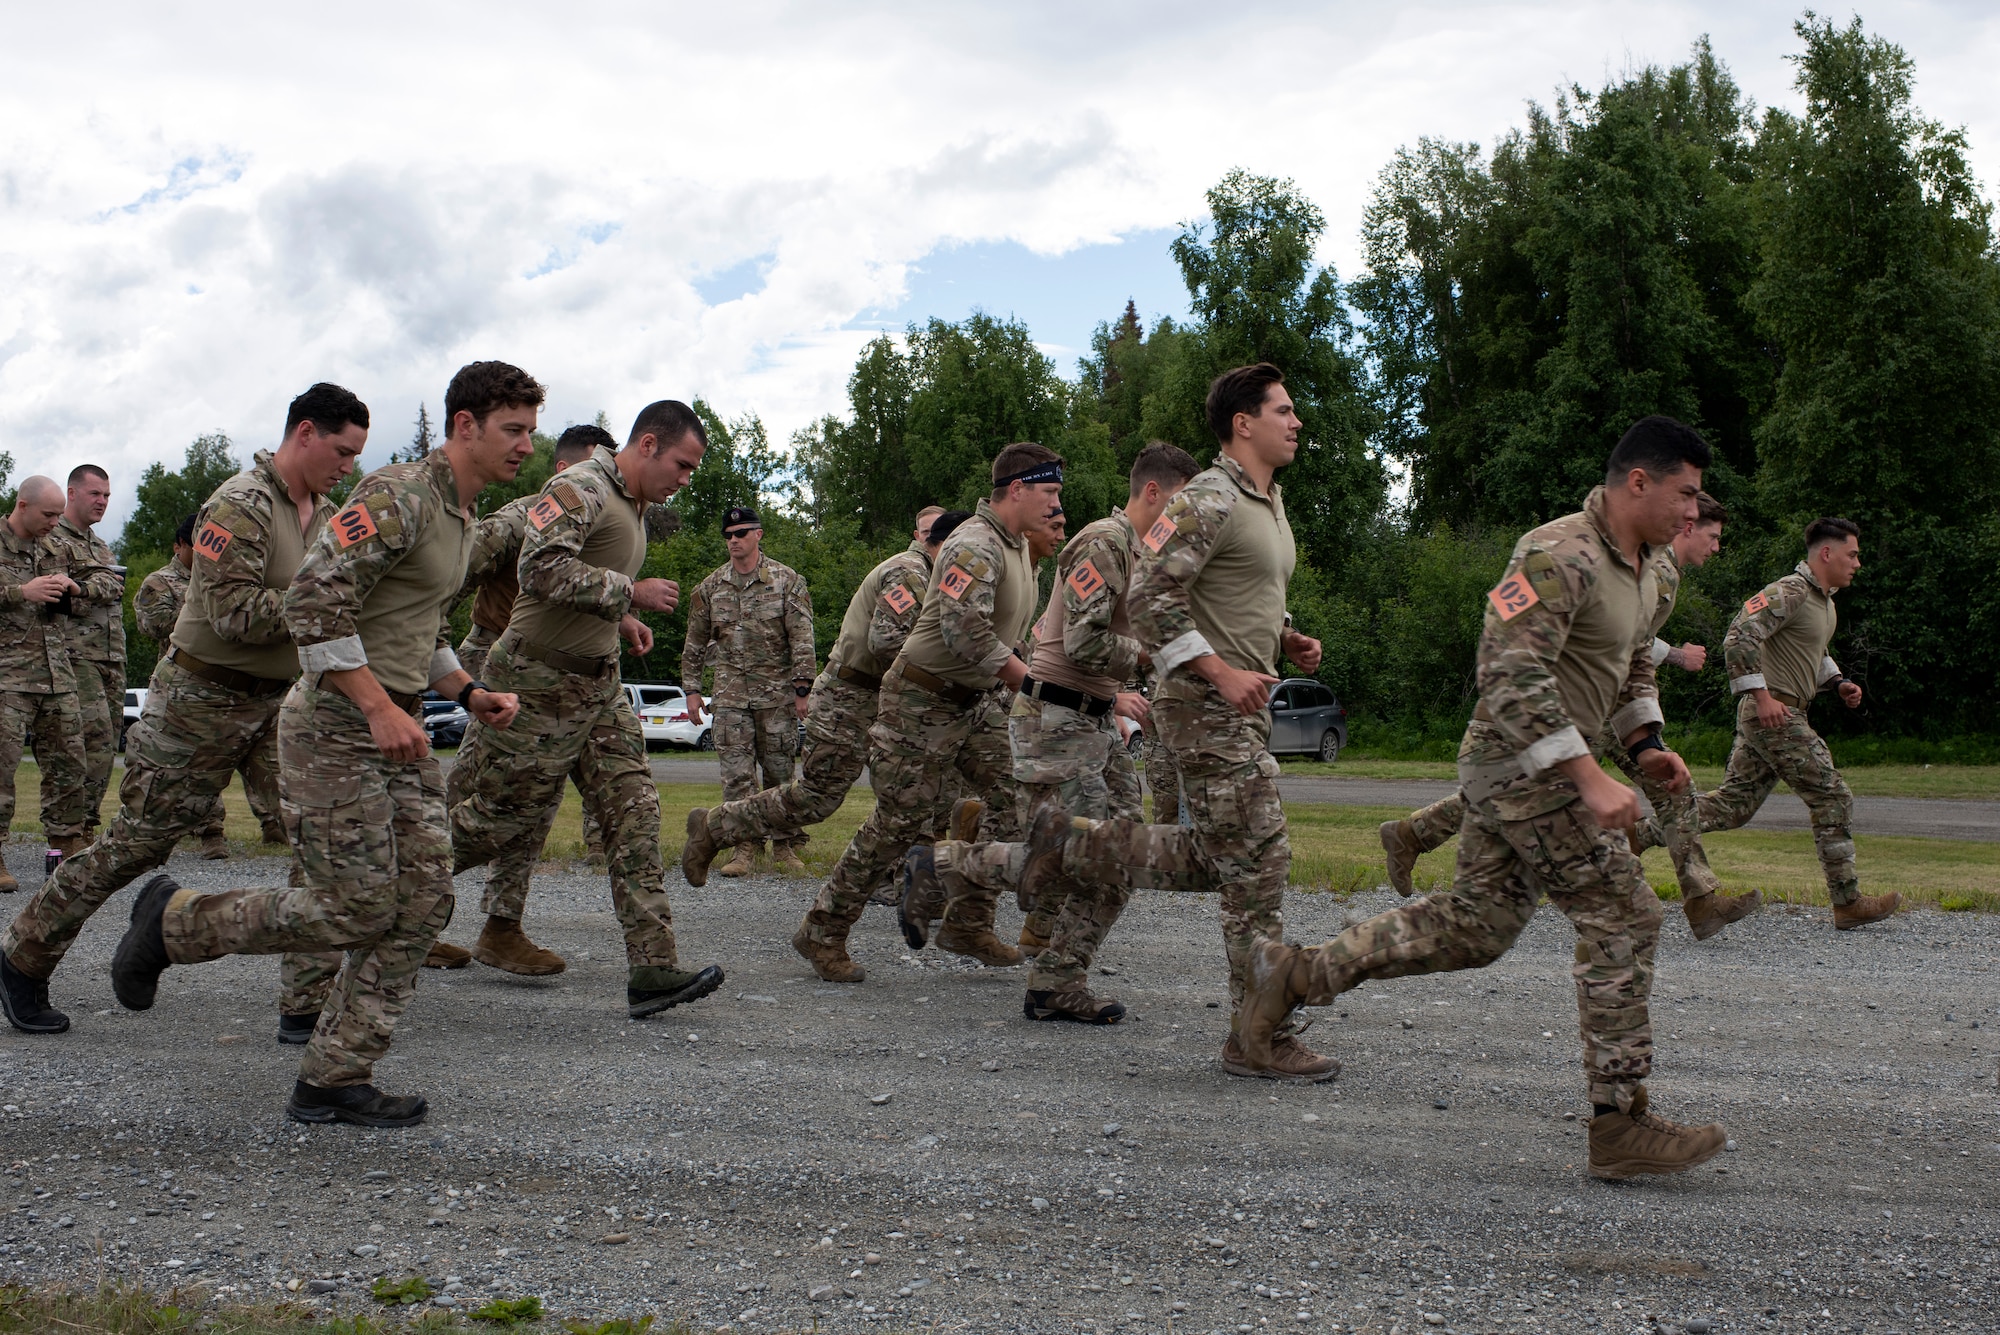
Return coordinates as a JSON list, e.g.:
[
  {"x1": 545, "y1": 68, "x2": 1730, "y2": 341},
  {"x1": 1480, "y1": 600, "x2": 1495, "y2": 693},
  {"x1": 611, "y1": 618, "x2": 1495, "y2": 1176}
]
[{"x1": 109, "y1": 16, "x2": 2000, "y2": 744}]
